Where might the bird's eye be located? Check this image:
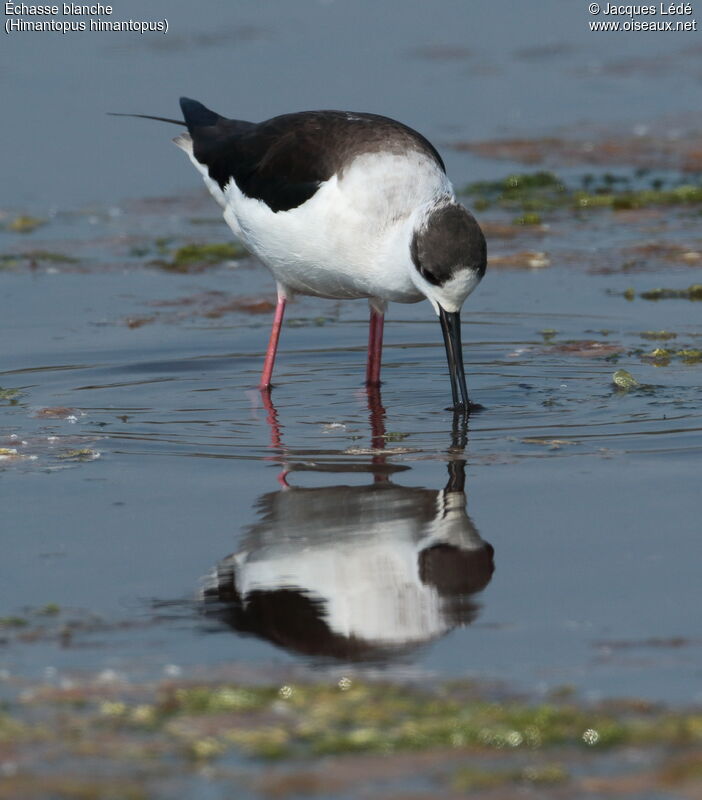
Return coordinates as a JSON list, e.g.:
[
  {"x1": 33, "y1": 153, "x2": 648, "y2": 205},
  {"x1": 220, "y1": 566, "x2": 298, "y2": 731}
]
[{"x1": 419, "y1": 266, "x2": 441, "y2": 286}]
